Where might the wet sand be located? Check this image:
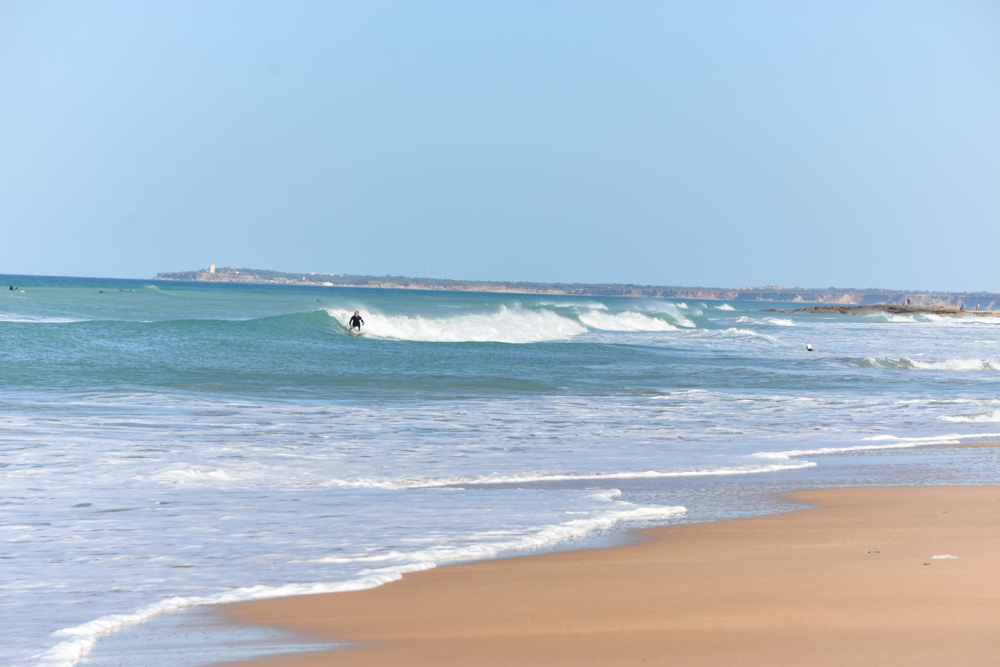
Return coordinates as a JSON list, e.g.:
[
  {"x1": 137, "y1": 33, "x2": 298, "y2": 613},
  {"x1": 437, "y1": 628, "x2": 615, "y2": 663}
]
[{"x1": 223, "y1": 486, "x2": 1000, "y2": 666}]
